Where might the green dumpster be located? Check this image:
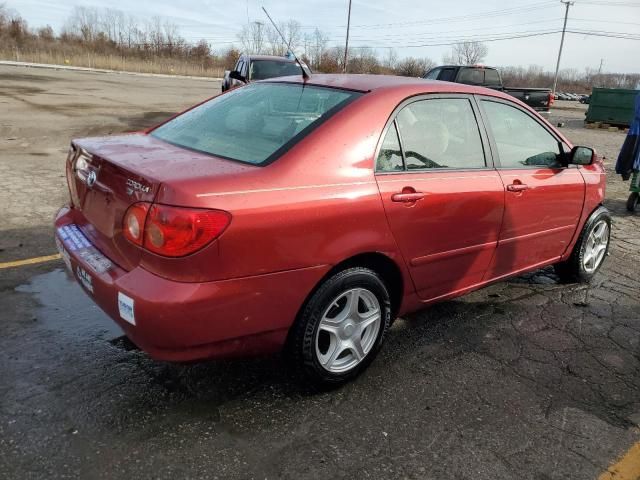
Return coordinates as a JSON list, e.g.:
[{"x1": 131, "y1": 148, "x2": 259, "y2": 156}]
[{"x1": 585, "y1": 87, "x2": 639, "y2": 127}]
